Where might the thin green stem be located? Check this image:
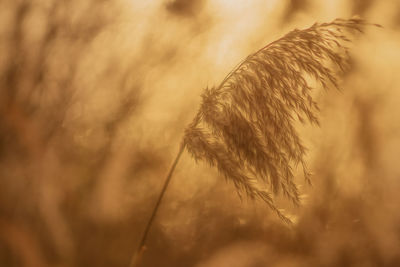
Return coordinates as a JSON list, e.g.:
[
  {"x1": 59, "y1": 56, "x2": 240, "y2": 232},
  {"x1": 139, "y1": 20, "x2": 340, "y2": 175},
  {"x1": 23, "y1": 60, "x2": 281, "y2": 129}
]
[{"x1": 129, "y1": 143, "x2": 186, "y2": 267}]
